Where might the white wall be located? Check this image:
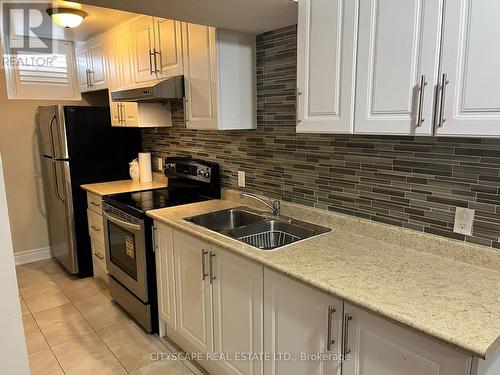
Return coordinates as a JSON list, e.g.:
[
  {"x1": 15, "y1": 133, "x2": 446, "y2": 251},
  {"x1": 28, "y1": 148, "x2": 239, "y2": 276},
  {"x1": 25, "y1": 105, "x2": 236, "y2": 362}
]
[{"x1": 0, "y1": 154, "x2": 30, "y2": 374}]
